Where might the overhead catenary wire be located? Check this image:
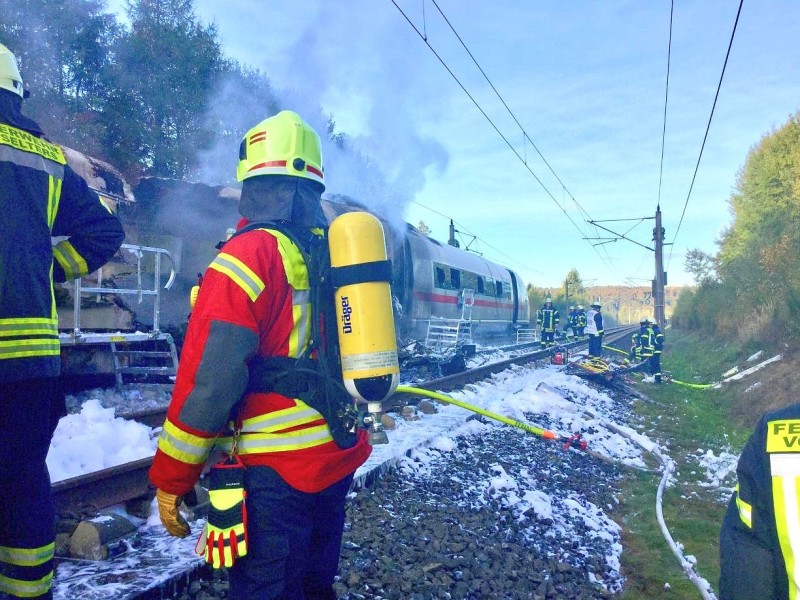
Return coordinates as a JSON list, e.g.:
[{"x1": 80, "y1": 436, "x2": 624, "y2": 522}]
[
  {"x1": 410, "y1": 198, "x2": 546, "y2": 276},
  {"x1": 427, "y1": 0, "x2": 594, "y2": 224},
  {"x1": 667, "y1": 0, "x2": 745, "y2": 270},
  {"x1": 426, "y1": 0, "x2": 624, "y2": 279},
  {"x1": 656, "y1": 0, "x2": 674, "y2": 212},
  {"x1": 389, "y1": 0, "x2": 621, "y2": 279}
]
